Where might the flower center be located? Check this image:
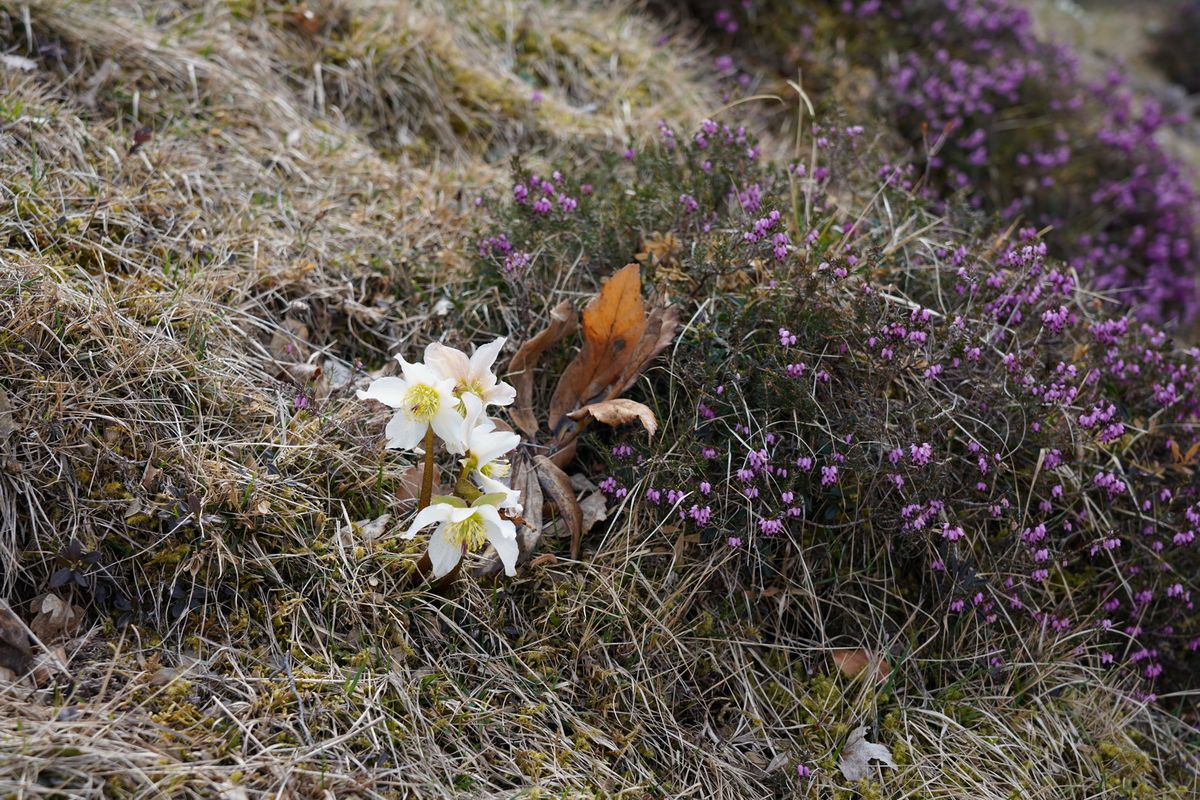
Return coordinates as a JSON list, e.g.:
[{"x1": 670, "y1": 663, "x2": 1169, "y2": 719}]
[
  {"x1": 404, "y1": 383, "x2": 441, "y2": 422},
  {"x1": 481, "y1": 460, "x2": 510, "y2": 479},
  {"x1": 456, "y1": 378, "x2": 486, "y2": 398},
  {"x1": 447, "y1": 512, "x2": 487, "y2": 550}
]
